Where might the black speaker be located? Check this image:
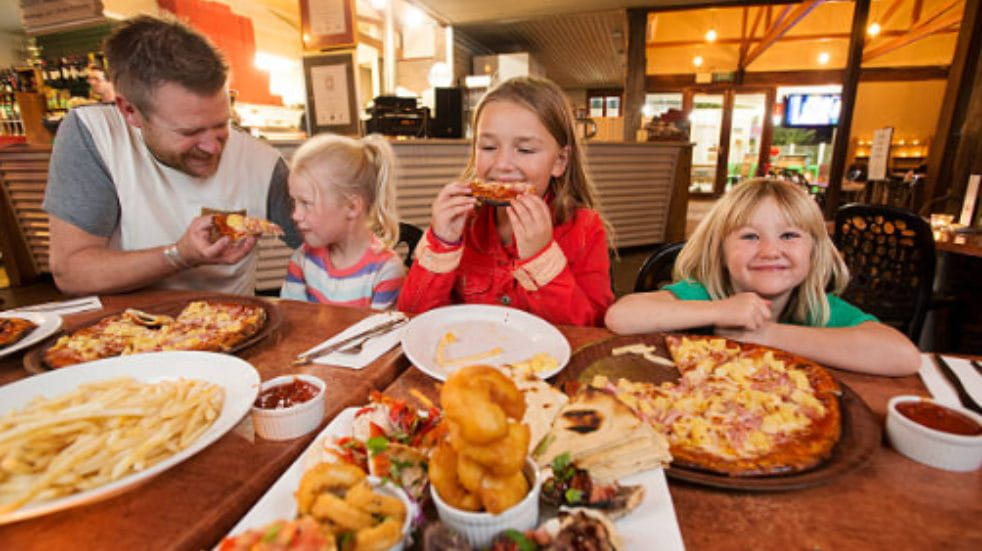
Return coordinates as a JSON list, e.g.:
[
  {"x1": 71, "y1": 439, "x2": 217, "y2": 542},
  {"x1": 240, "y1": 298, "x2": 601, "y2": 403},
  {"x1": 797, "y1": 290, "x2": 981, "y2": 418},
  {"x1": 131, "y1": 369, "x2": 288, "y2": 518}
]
[{"x1": 431, "y1": 87, "x2": 463, "y2": 138}]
